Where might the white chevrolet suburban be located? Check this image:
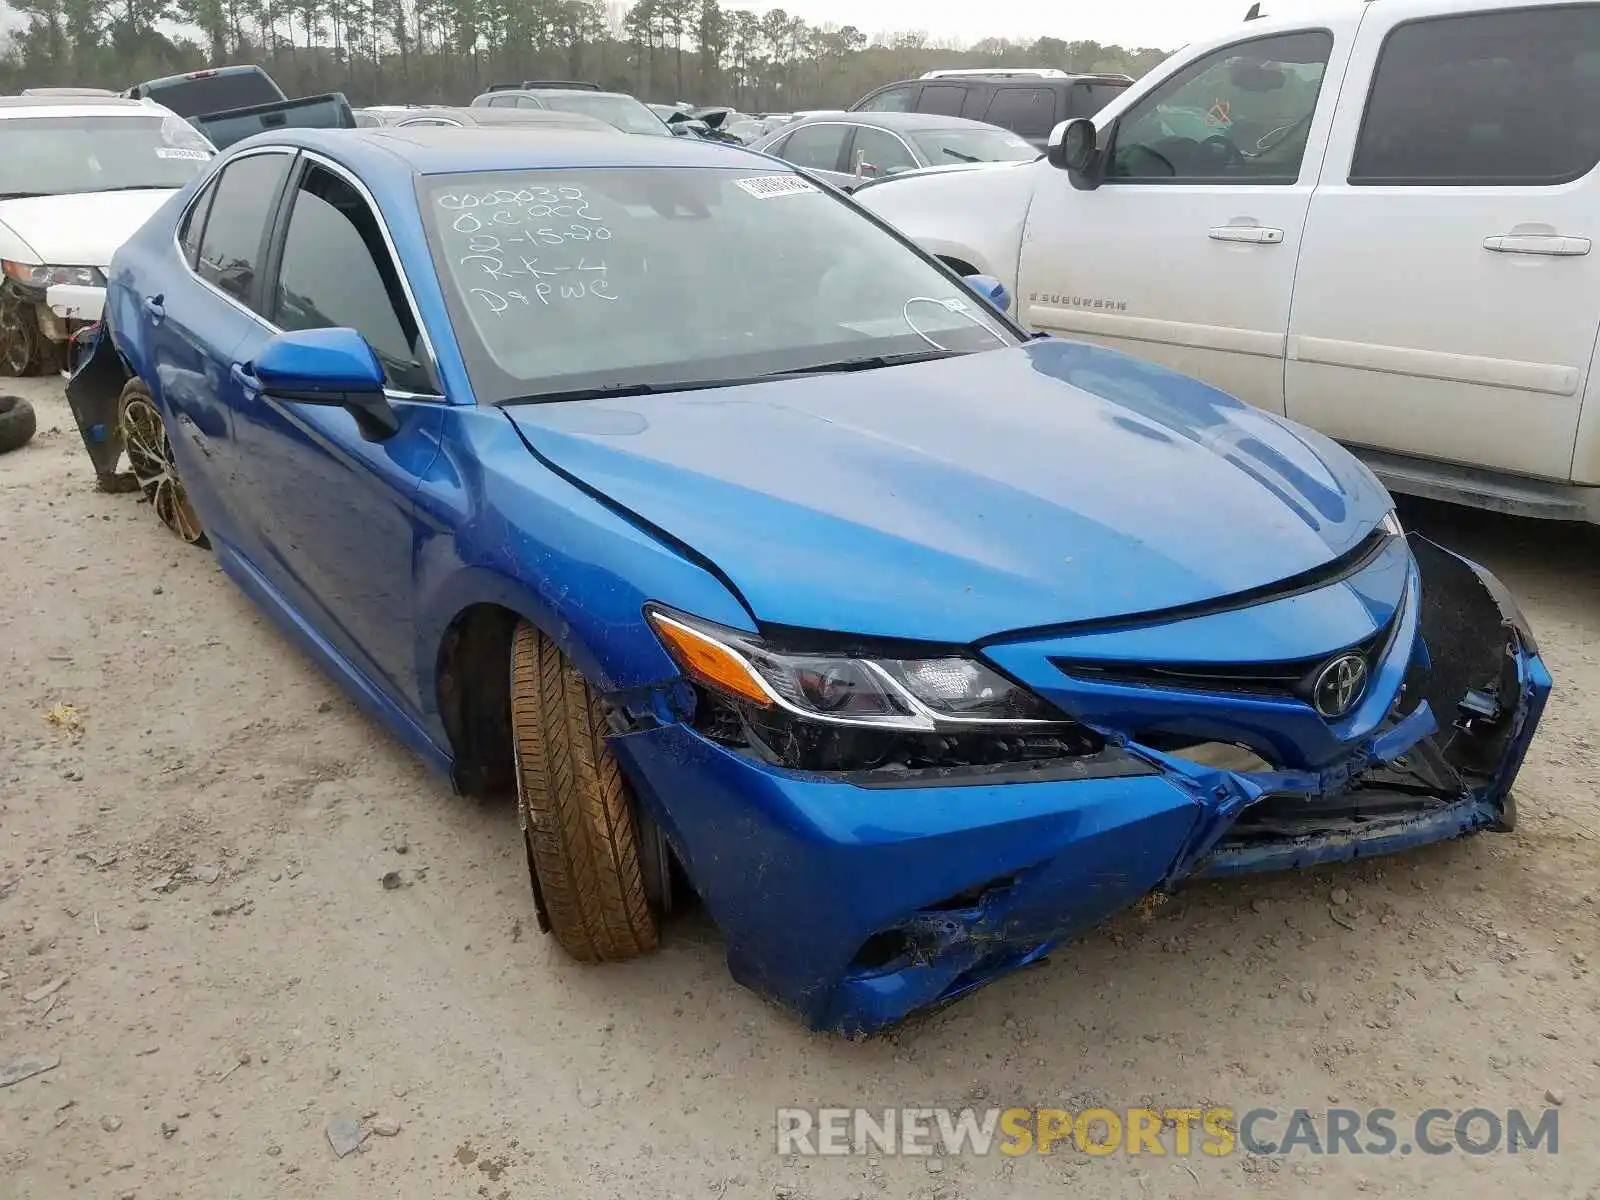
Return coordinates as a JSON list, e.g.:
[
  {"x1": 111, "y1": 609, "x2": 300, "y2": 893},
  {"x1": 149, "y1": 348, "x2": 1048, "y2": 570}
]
[{"x1": 856, "y1": 0, "x2": 1600, "y2": 523}]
